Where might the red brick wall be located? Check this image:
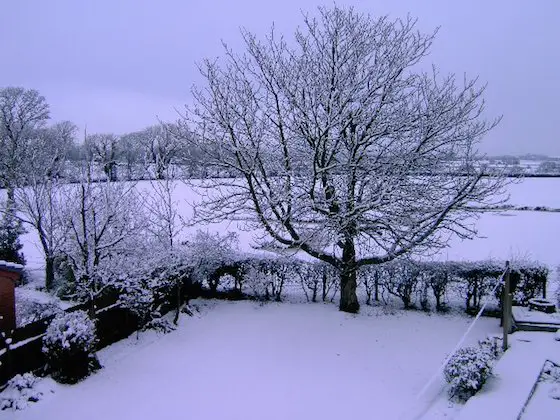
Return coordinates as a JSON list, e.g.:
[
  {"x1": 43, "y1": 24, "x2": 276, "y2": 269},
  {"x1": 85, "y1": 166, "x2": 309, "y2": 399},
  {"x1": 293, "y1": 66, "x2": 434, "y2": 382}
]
[{"x1": 0, "y1": 270, "x2": 19, "y2": 333}]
